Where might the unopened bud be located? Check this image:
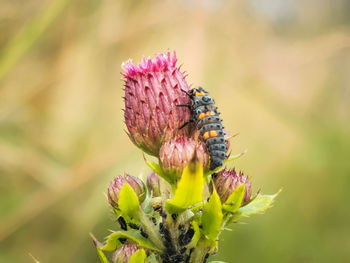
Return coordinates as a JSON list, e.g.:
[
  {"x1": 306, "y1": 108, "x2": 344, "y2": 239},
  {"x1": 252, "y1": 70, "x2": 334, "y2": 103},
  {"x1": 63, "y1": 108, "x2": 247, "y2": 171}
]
[
  {"x1": 122, "y1": 51, "x2": 192, "y2": 156},
  {"x1": 213, "y1": 169, "x2": 252, "y2": 205},
  {"x1": 147, "y1": 172, "x2": 161, "y2": 197},
  {"x1": 112, "y1": 244, "x2": 139, "y2": 263},
  {"x1": 159, "y1": 134, "x2": 209, "y2": 178},
  {"x1": 108, "y1": 174, "x2": 146, "y2": 208}
]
